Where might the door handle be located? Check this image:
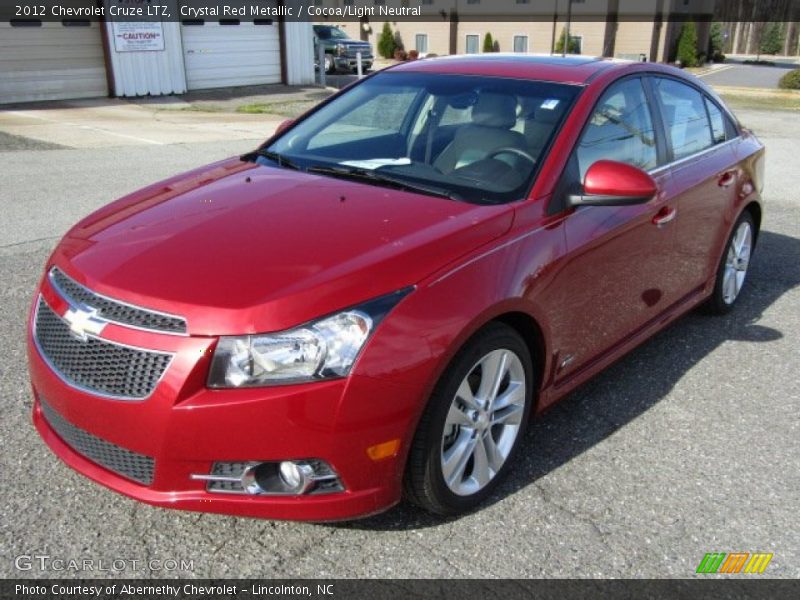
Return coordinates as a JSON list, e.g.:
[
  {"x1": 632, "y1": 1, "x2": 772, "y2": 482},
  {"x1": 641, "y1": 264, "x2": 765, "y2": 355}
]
[
  {"x1": 718, "y1": 171, "x2": 737, "y2": 188},
  {"x1": 652, "y1": 206, "x2": 677, "y2": 228}
]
